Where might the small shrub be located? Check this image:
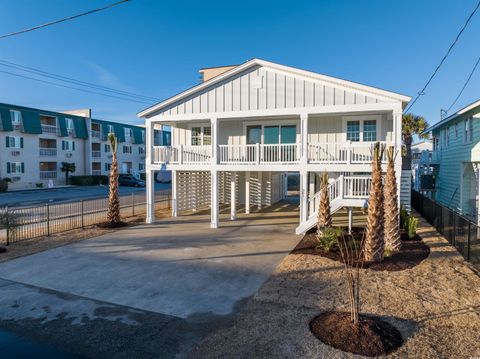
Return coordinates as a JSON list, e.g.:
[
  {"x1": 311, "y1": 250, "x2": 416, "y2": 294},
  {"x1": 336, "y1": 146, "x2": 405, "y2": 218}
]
[
  {"x1": 70, "y1": 175, "x2": 108, "y2": 186},
  {"x1": 3, "y1": 177, "x2": 12, "y2": 183},
  {"x1": 0, "y1": 180, "x2": 7, "y2": 193},
  {"x1": 384, "y1": 247, "x2": 394, "y2": 257},
  {"x1": 35, "y1": 183, "x2": 43, "y2": 188},
  {"x1": 400, "y1": 205, "x2": 409, "y2": 227},
  {"x1": 404, "y1": 216, "x2": 418, "y2": 239},
  {"x1": 317, "y1": 227, "x2": 342, "y2": 251}
]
